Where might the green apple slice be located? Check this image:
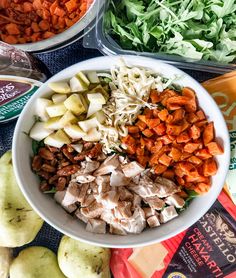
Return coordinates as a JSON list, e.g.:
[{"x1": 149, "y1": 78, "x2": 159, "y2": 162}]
[
  {"x1": 78, "y1": 117, "x2": 98, "y2": 133},
  {"x1": 48, "y1": 82, "x2": 71, "y2": 94},
  {"x1": 82, "y1": 127, "x2": 101, "y2": 142},
  {"x1": 30, "y1": 122, "x2": 53, "y2": 141},
  {"x1": 87, "y1": 93, "x2": 106, "y2": 105},
  {"x1": 46, "y1": 103, "x2": 67, "y2": 117},
  {"x1": 44, "y1": 130, "x2": 70, "y2": 148},
  {"x1": 35, "y1": 98, "x2": 52, "y2": 121},
  {"x1": 52, "y1": 94, "x2": 67, "y2": 104},
  {"x1": 64, "y1": 124, "x2": 85, "y2": 140},
  {"x1": 64, "y1": 94, "x2": 86, "y2": 116}
]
